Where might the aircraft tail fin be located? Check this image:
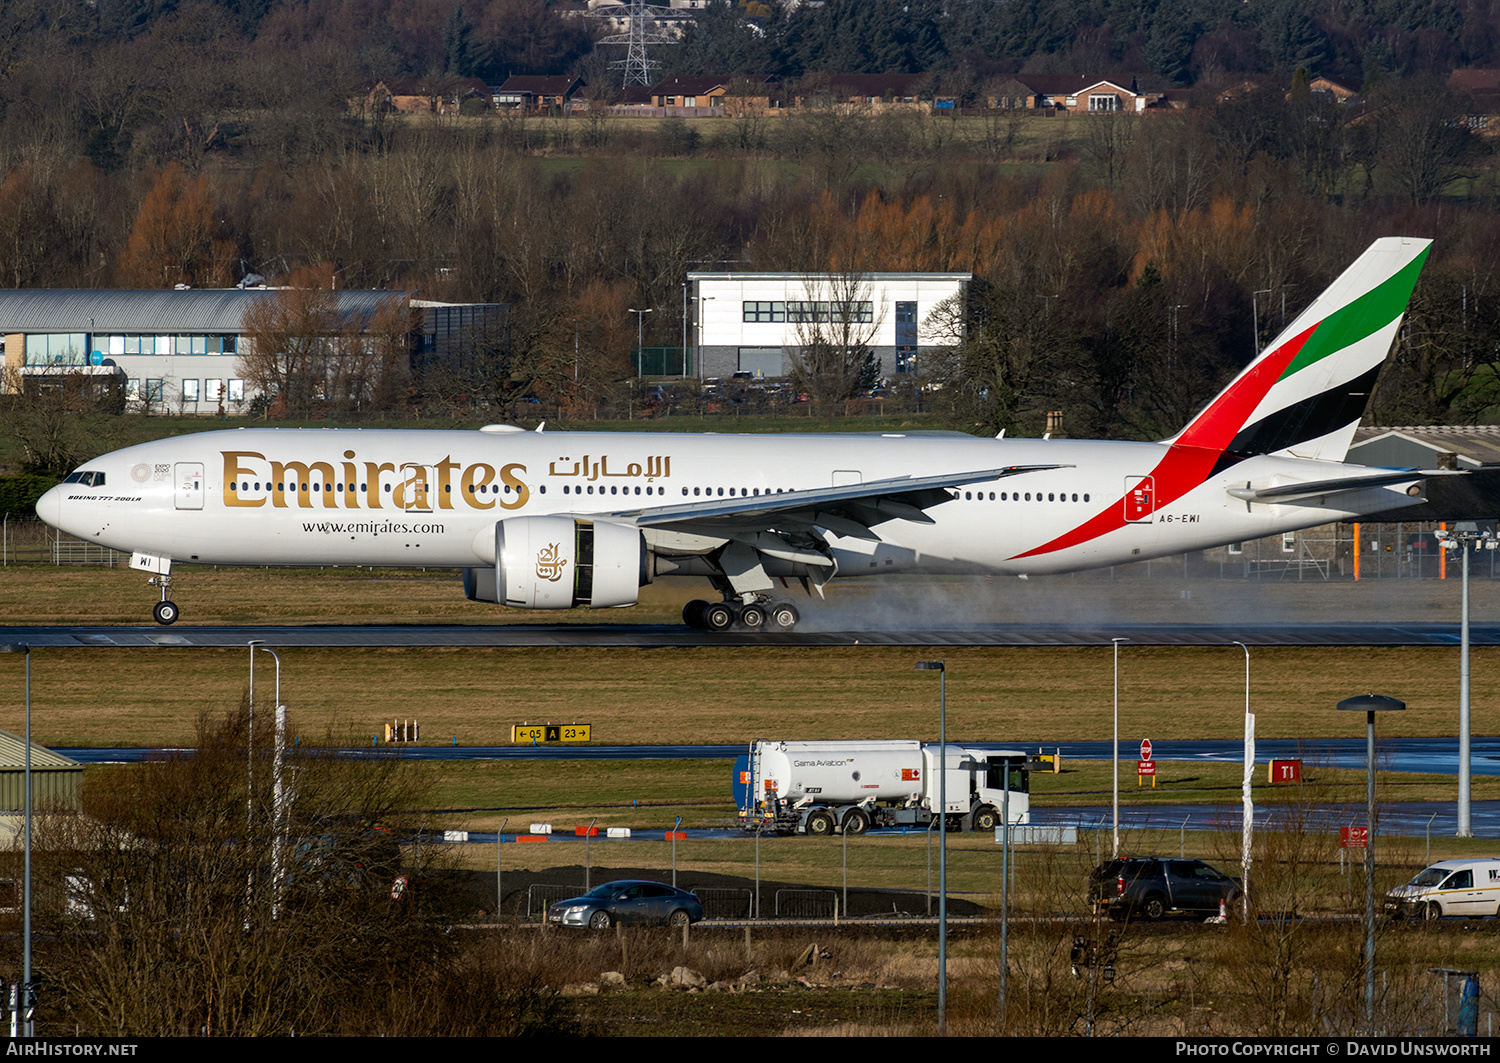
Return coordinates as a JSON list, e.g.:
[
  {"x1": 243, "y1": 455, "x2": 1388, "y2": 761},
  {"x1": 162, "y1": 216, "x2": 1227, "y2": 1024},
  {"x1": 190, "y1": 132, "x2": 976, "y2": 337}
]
[{"x1": 1170, "y1": 237, "x2": 1431, "y2": 463}]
